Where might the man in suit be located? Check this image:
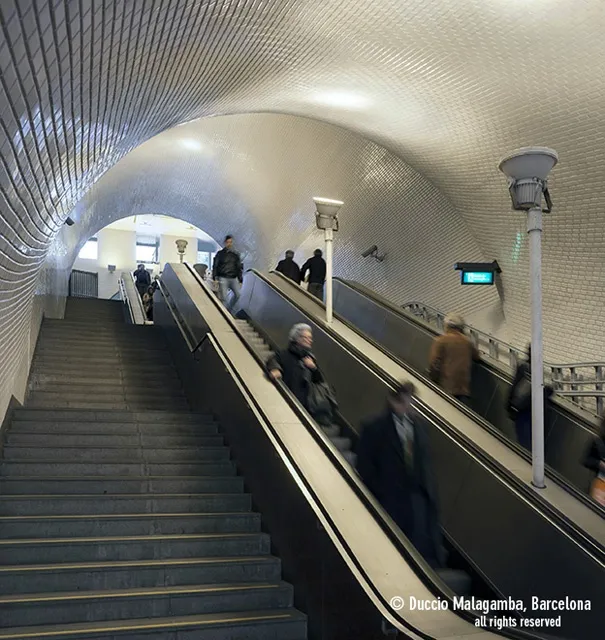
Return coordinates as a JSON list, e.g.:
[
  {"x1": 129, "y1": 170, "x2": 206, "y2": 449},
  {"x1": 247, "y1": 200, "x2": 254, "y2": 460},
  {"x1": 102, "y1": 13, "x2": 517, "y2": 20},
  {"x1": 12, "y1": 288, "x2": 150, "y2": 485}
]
[{"x1": 356, "y1": 382, "x2": 444, "y2": 568}]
